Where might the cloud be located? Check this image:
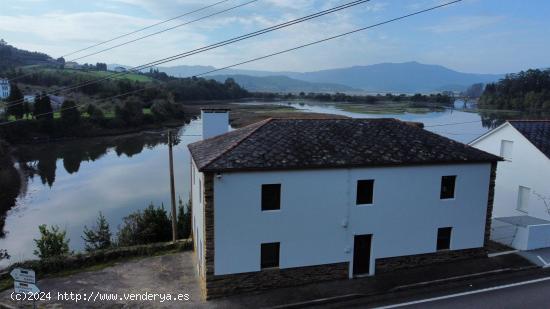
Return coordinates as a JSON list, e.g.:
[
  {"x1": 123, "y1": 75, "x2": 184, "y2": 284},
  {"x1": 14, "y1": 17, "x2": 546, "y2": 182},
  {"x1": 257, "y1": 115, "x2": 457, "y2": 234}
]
[{"x1": 422, "y1": 15, "x2": 505, "y2": 33}]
